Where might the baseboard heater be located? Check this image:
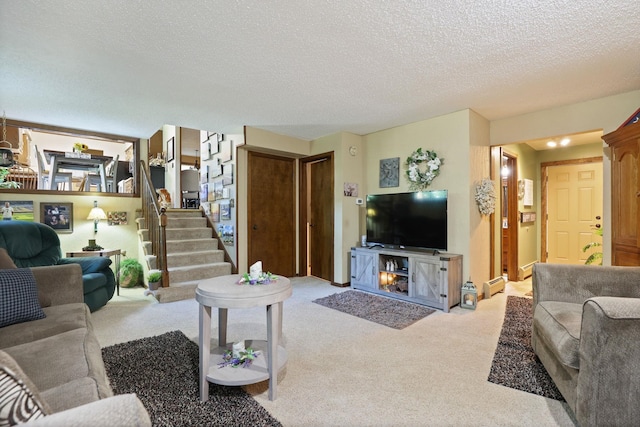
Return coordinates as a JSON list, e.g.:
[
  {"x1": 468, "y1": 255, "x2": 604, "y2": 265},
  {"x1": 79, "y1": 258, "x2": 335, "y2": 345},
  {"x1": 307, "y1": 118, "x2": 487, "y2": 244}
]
[
  {"x1": 483, "y1": 276, "x2": 506, "y2": 299},
  {"x1": 517, "y1": 260, "x2": 538, "y2": 281}
]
